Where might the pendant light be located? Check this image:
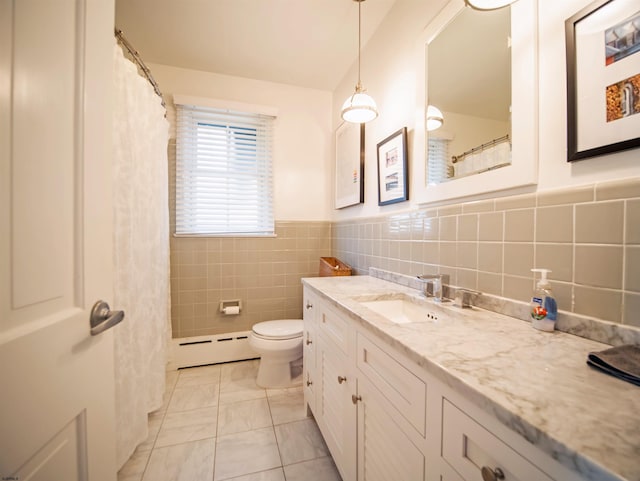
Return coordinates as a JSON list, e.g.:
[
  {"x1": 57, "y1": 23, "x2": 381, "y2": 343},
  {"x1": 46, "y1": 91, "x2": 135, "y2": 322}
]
[
  {"x1": 341, "y1": 0, "x2": 378, "y2": 123},
  {"x1": 465, "y1": 0, "x2": 517, "y2": 10},
  {"x1": 426, "y1": 105, "x2": 444, "y2": 131}
]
